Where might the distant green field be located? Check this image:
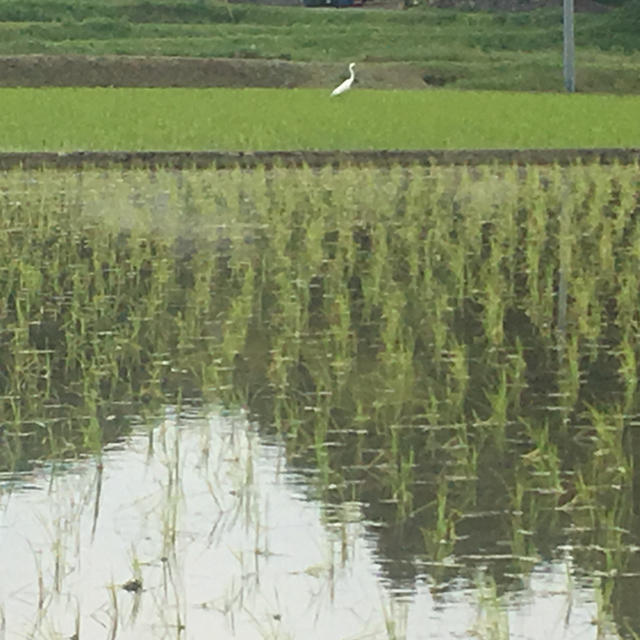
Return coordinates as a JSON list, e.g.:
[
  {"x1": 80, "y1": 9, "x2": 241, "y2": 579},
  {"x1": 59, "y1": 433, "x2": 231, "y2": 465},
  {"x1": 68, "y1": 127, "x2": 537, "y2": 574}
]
[
  {"x1": 1, "y1": 87, "x2": 639, "y2": 151},
  {"x1": 0, "y1": 0, "x2": 639, "y2": 93},
  {"x1": 0, "y1": 0, "x2": 635, "y2": 61}
]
